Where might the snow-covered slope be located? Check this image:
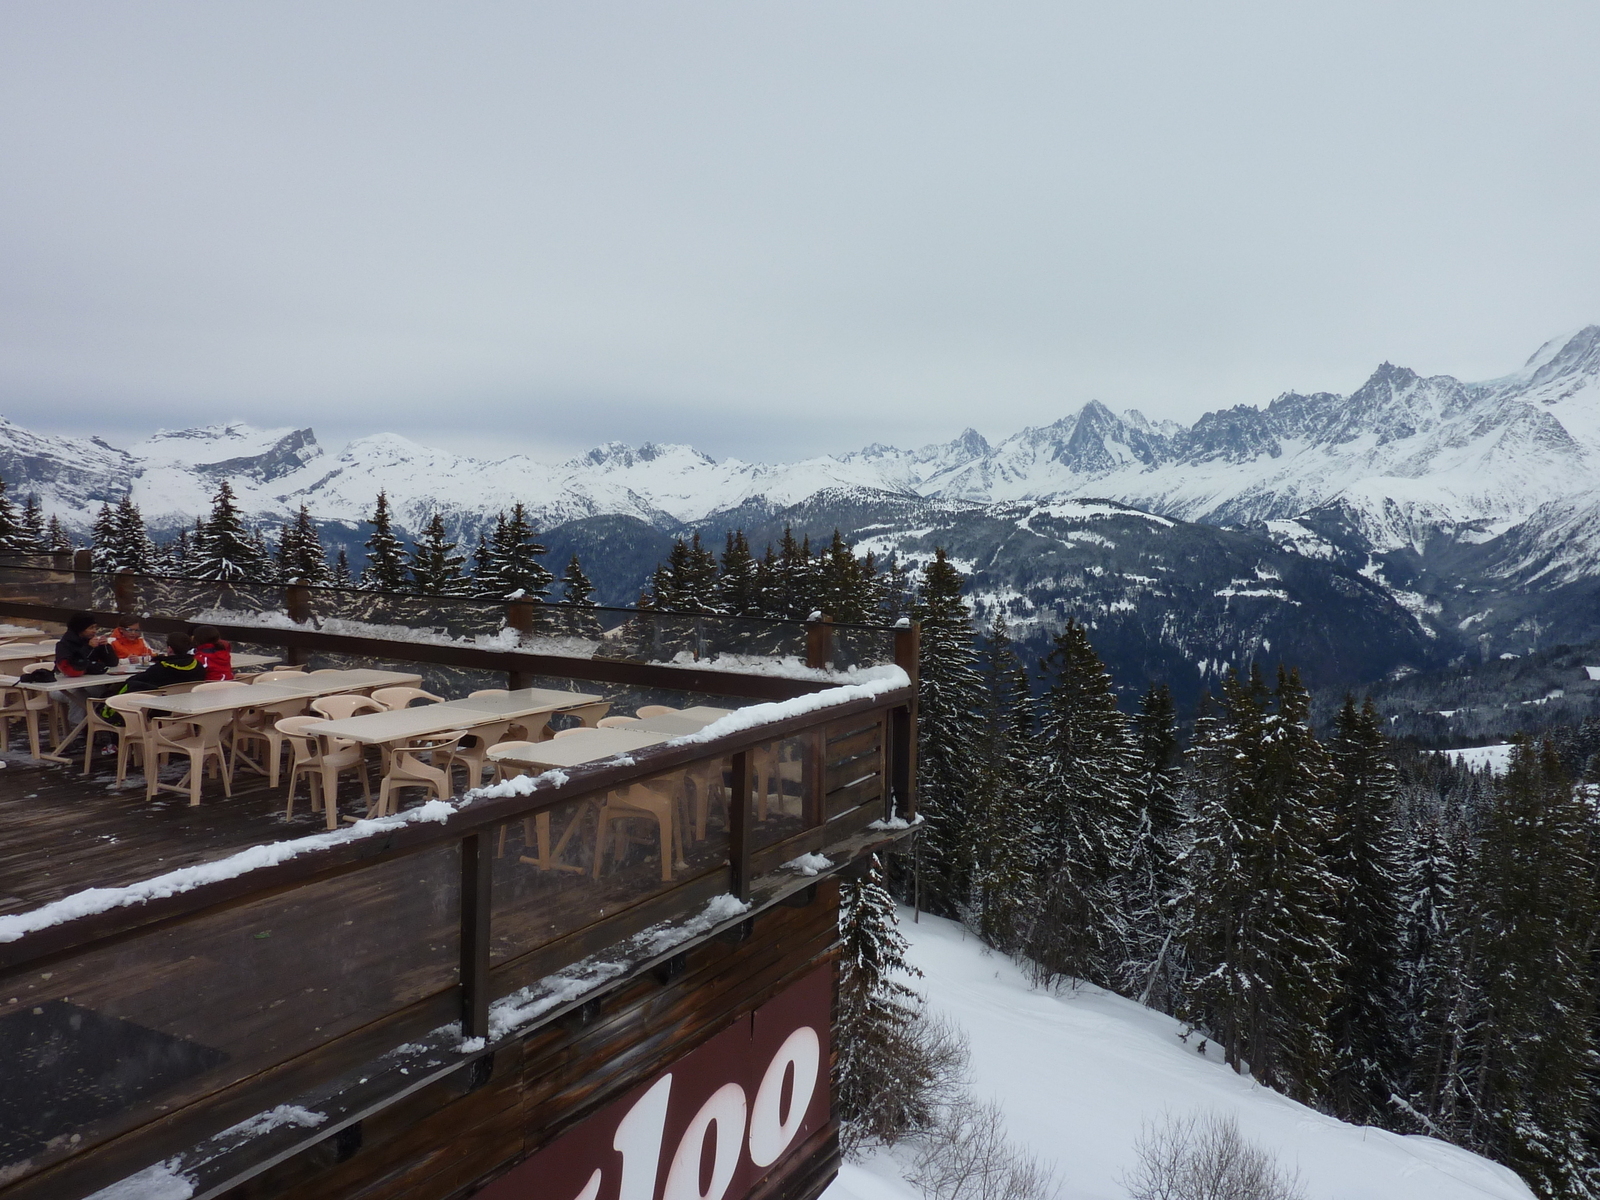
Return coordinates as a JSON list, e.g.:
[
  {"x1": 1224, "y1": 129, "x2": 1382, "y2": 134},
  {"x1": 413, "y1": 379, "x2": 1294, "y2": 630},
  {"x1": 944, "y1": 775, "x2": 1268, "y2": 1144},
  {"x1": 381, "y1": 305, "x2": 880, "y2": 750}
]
[{"x1": 827, "y1": 913, "x2": 1532, "y2": 1200}]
